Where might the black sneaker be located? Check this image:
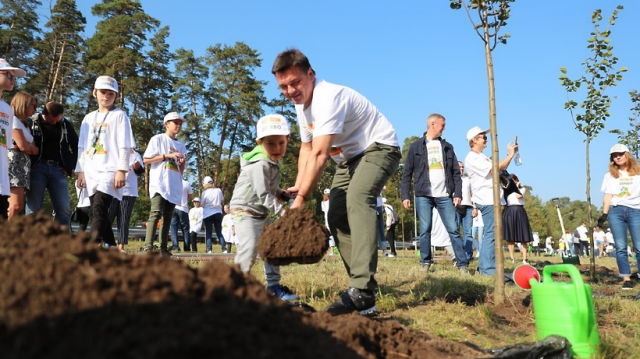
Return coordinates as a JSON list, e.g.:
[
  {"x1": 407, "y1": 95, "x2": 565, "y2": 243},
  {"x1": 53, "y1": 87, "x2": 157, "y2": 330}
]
[
  {"x1": 159, "y1": 247, "x2": 173, "y2": 257},
  {"x1": 324, "y1": 288, "x2": 377, "y2": 316},
  {"x1": 622, "y1": 280, "x2": 634, "y2": 290}
]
